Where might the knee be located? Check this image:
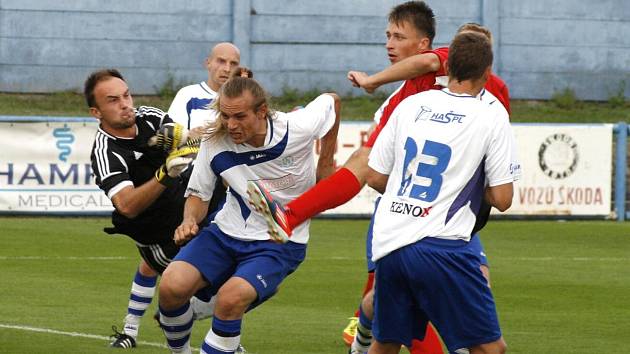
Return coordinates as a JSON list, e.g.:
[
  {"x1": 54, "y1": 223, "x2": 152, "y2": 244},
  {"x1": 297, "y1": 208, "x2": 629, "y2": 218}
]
[
  {"x1": 215, "y1": 283, "x2": 257, "y2": 319},
  {"x1": 159, "y1": 268, "x2": 193, "y2": 310}
]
